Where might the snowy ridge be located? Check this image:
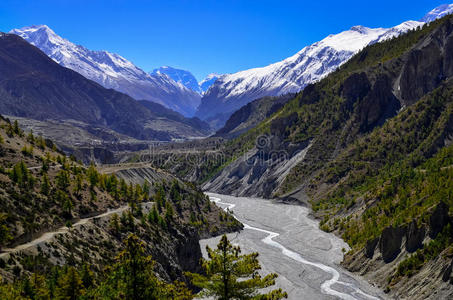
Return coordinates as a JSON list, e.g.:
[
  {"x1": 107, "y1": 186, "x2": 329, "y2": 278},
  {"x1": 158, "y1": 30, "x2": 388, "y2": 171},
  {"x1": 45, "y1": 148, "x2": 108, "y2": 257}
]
[
  {"x1": 199, "y1": 73, "x2": 223, "y2": 93},
  {"x1": 421, "y1": 4, "x2": 453, "y2": 23},
  {"x1": 152, "y1": 67, "x2": 222, "y2": 95},
  {"x1": 10, "y1": 25, "x2": 201, "y2": 116},
  {"x1": 196, "y1": 19, "x2": 423, "y2": 124},
  {"x1": 152, "y1": 66, "x2": 203, "y2": 94}
]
